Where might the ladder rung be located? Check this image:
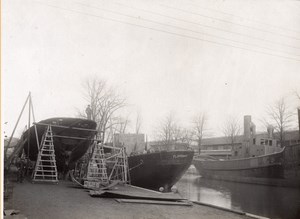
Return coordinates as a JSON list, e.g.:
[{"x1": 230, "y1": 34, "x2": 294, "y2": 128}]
[
  {"x1": 36, "y1": 169, "x2": 57, "y2": 171},
  {"x1": 34, "y1": 174, "x2": 58, "y2": 177},
  {"x1": 38, "y1": 154, "x2": 56, "y2": 157},
  {"x1": 32, "y1": 180, "x2": 58, "y2": 182},
  {"x1": 35, "y1": 170, "x2": 57, "y2": 173},
  {"x1": 36, "y1": 165, "x2": 57, "y2": 167},
  {"x1": 33, "y1": 178, "x2": 58, "y2": 180},
  {"x1": 37, "y1": 160, "x2": 56, "y2": 162},
  {"x1": 33, "y1": 174, "x2": 57, "y2": 177},
  {"x1": 88, "y1": 169, "x2": 107, "y2": 171}
]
